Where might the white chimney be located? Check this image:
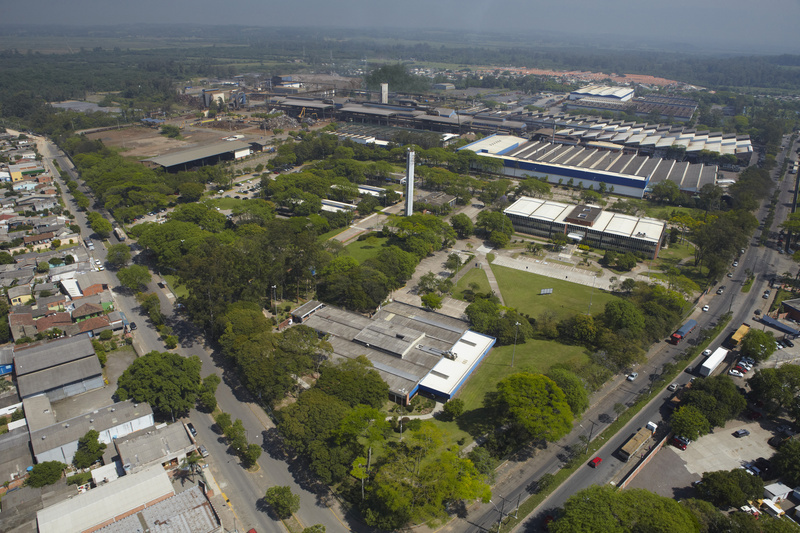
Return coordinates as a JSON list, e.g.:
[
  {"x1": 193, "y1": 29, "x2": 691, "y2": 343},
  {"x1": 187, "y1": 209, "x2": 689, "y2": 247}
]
[
  {"x1": 405, "y1": 149, "x2": 415, "y2": 216},
  {"x1": 380, "y1": 83, "x2": 388, "y2": 104}
]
